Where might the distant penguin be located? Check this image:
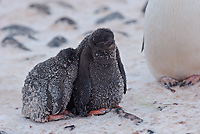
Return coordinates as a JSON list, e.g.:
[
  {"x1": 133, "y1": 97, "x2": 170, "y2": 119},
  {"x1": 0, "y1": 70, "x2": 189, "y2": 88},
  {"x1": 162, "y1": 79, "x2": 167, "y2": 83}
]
[
  {"x1": 67, "y1": 28, "x2": 127, "y2": 116},
  {"x1": 22, "y1": 48, "x2": 78, "y2": 122},
  {"x1": 144, "y1": 0, "x2": 200, "y2": 88}
]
